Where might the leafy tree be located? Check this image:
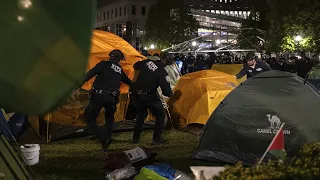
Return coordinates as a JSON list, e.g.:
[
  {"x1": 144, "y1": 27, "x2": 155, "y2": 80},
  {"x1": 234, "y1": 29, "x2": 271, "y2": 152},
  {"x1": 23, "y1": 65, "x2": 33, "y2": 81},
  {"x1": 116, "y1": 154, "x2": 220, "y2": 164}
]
[
  {"x1": 265, "y1": 0, "x2": 320, "y2": 53},
  {"x1": 144, "y1": 0, "x2": 199, "y2": 50}
]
